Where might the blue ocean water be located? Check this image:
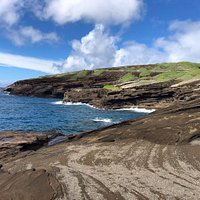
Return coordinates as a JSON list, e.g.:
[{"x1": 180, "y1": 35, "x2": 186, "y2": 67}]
[{"x1": 0, "y1": 93, "x2": 148, "y2": 134}]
